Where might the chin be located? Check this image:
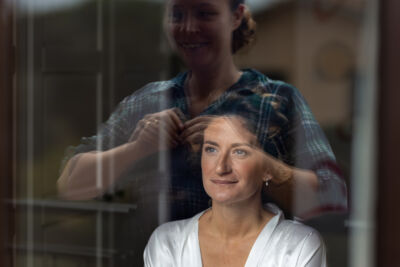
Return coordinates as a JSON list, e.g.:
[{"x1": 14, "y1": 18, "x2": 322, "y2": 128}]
[
  {"x1": 183, "y1": 57, "x2": 213, "y2": 71},
  {"x1": 209, "y1": 192, "x2": 238, "y2": 205},
  {"x1": 178, "y1": 51, "x2": 214, "y2": 70},
  {"x1": 208, "y1": 189, "x2": 261, "y2": 207}
]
